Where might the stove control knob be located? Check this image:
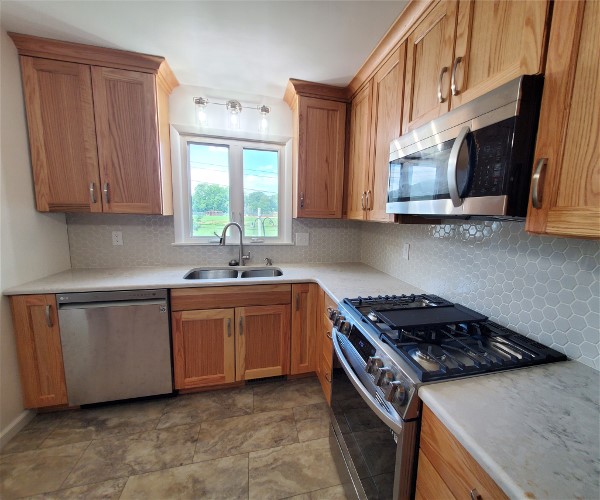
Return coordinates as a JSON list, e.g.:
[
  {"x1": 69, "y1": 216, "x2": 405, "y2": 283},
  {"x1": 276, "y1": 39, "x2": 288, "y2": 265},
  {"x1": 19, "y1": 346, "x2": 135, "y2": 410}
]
[
  {"x1": 386, "y1": 381, "x2": 407, "y2": 406},
  {"x1": 338, "y1": 321, "x2": 351, "y2": 336},
  {"x1": 334, "y1": 315, "x2": 345, "y2": 328},
  {"x1": 365, "y1": 357, "x2": 384, "y2": 375},
  {"x1": 375, "y1": 368, "x2": 393, "y2": 386},
  {"x1": 327, "y1": 308, "x2": 337, "y2": 321}
]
